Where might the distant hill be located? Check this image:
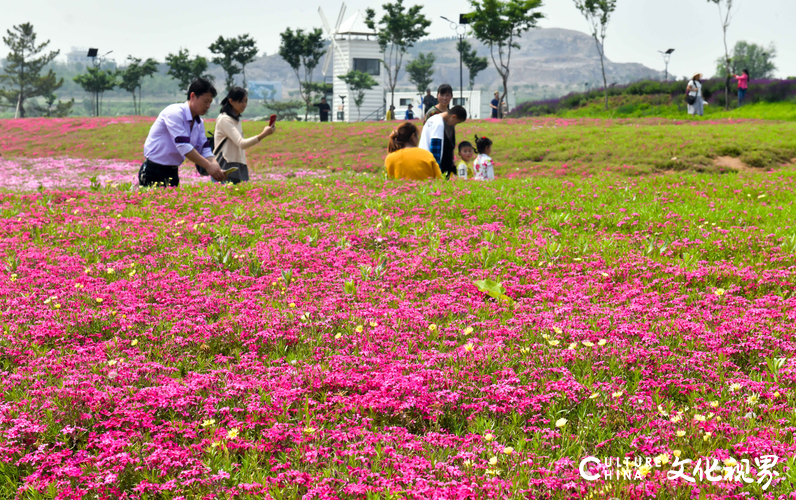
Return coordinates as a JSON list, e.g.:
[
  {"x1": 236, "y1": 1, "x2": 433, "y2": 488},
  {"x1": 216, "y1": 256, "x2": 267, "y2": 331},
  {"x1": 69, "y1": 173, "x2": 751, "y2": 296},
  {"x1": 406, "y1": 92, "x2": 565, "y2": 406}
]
[{"x1": 230, "y1": 28, "x2": 662, "y2": 98}]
